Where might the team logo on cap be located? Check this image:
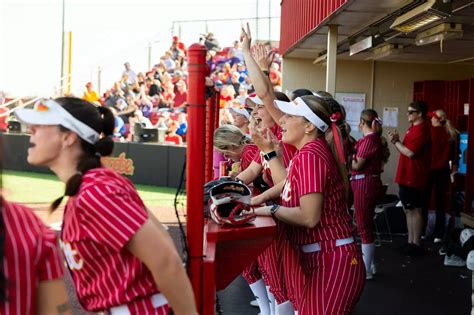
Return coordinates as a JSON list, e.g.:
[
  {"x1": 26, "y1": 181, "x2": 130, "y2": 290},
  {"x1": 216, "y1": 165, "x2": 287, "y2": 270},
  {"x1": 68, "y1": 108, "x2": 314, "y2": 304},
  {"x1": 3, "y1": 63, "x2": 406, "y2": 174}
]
[{"x1": 34, "y1": 101, "x2": 49, "y2": 112}]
